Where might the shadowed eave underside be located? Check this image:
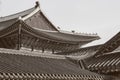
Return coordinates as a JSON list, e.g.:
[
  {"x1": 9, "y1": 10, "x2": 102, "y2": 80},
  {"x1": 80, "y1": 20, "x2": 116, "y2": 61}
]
[
  {"x1": 0, "y1": 20, "x2": 100, "y2": 45},
  {"x1": 95, "y1": 31, "x2": 120, "y2": 57}
]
